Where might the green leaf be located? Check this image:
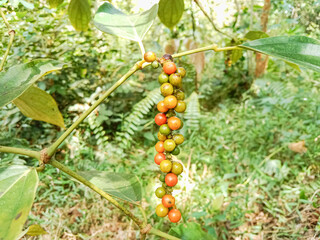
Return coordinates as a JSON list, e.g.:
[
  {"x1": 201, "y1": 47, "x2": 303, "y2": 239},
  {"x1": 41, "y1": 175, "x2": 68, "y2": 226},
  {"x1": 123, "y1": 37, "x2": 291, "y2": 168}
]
[
  {"x1": 239, "y1": 36, "x2": 320, "y2": 72},
  {"x1": 169, "y1": 222, "x2": 214, "y2": 240},
  {"x1": 77, "y1": 171, "x2": 142, "y2": 203},
  {"x1": 9, "y1": 0, "x2": 33, "y2": 9},
  {"x1": 0, "y1": 59, "x2": 64, "y2": 108},
  {"x1": 158, "y1": 0, "x2": 184, "y2": 29},
  {"x1": 244, "y1": 30, "x2": 269, "y2": 40},
  {"x1": 285, "y1": 61, "x2": 301, "y2": 72},
  {"x1": 47, "y1": 0, "x2": 63, "y2": 8},
  {"x1": 26, "y1": 224, "x2": 47, "y2": 236},
  {"x1": 13, "y1": 85, "x2": 65, "y2": 128},
  {"x1": 0, "y1": 165, "x2": 39, "y2": 240},
  {"x1": 93, "y1": 2, "x2": 158, "y2": 42},
  {"x1": 68, "y1": 0, "x2": 91, "y2": 31}
]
